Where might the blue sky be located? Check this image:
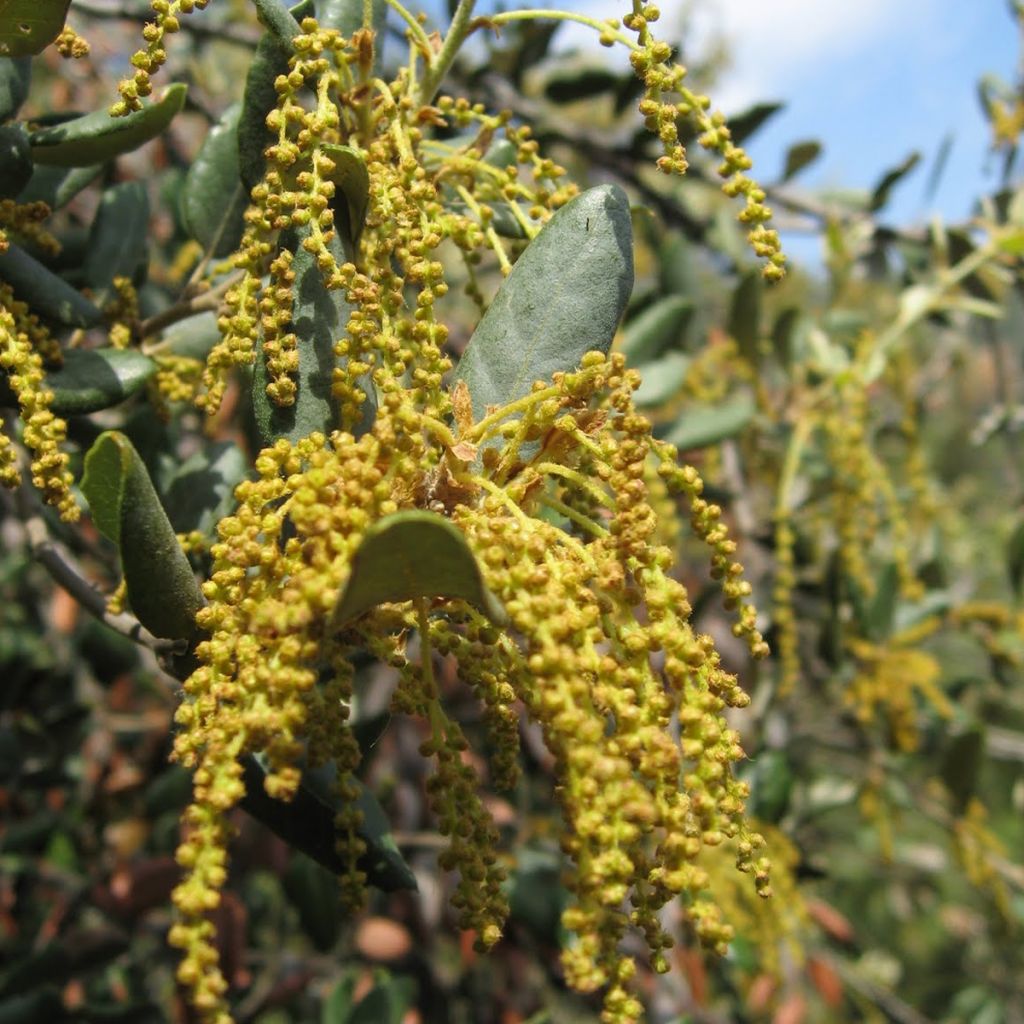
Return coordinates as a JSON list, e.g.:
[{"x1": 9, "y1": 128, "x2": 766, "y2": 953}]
[{"x1": 568, "y1": 0, "x2": 1021, "y2": 231}]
